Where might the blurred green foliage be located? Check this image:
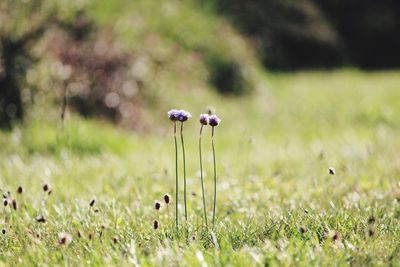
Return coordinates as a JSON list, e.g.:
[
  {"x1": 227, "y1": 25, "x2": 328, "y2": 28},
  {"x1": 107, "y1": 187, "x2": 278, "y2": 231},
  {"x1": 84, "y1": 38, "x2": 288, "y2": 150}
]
[{"x1": 1, "y1": 0, "x2": 264, "y2": 129}]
